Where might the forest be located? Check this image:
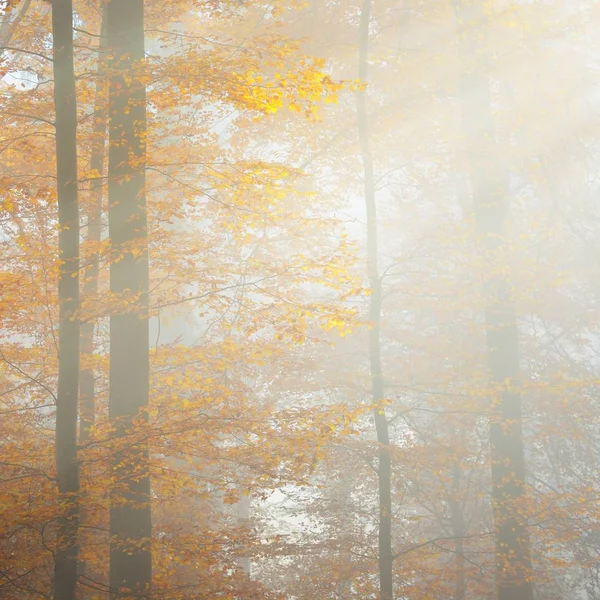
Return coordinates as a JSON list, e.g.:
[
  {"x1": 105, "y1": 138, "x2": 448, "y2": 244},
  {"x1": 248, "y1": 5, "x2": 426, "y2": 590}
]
[{"x1": 0, "y1": 0, "x2": 598, "y2": 599}]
